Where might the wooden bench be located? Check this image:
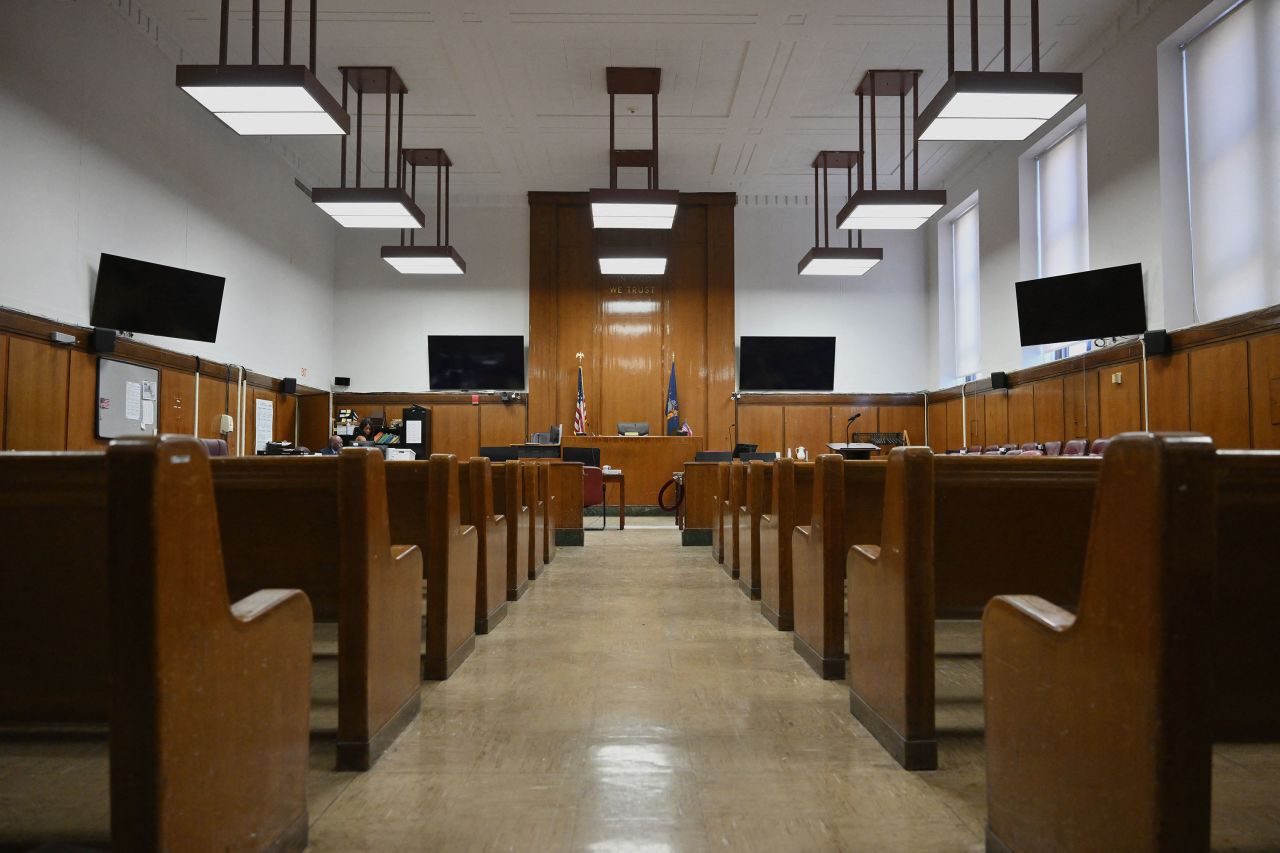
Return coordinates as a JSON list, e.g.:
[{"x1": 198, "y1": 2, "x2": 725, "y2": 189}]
[
  {"x1": 711, "y1": 462, "x2": 731, "y2": 564},
  {"x1": 724, "y1": 461, "x2": 746, "y2": 580},
  {"x1": 736, "y1": 460, "x2": 773, "y2": 599},
  {"x1": 459, "y1": 457, "x2": 509, "y2": 634},
  {"x1": 521, "y1": 461, "x2": 545, "y2": 580},
  {"x1": 492, "y1": 459, "x2": 531, "y2": 600},
  {"x1": 758, "y1": 459, "x2": 815, "y2": 630},
  {"x1": 385, "y1": 454, "x2": 479, "y2": 679},
  {"x1": 792, "y1": 455, "x2": 887, "y2": 679},
  {"x1": 983, "y1": 434, "x2": 1280, "y2": 852},
  {"x1": 539, "y1": 462, "x2": 558, "y2": 564},
  {"x1": 848, "y1": 448, "x2": 1099, "y2": 770},
  {"x1": 0, "y1": 436, "x2": 311, "y2": 851},
  {"x1": 211, "y1": 448, "x2": 422, "y2": 771}
]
